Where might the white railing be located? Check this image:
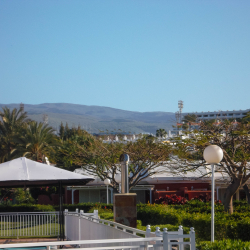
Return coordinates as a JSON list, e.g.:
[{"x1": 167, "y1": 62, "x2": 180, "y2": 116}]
[
  {"x1": 0, "y1": 212, "x2": 59, "y2": 238},
  {"x1": 0, "y1": 230, "x2": 195, "y2": 250},
  {"x1": 64, "y1": 209, "x2": 195, "y2": 250},
  {"x1": 65, "y1": 209, "x2": 146, "y2": 242}
]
